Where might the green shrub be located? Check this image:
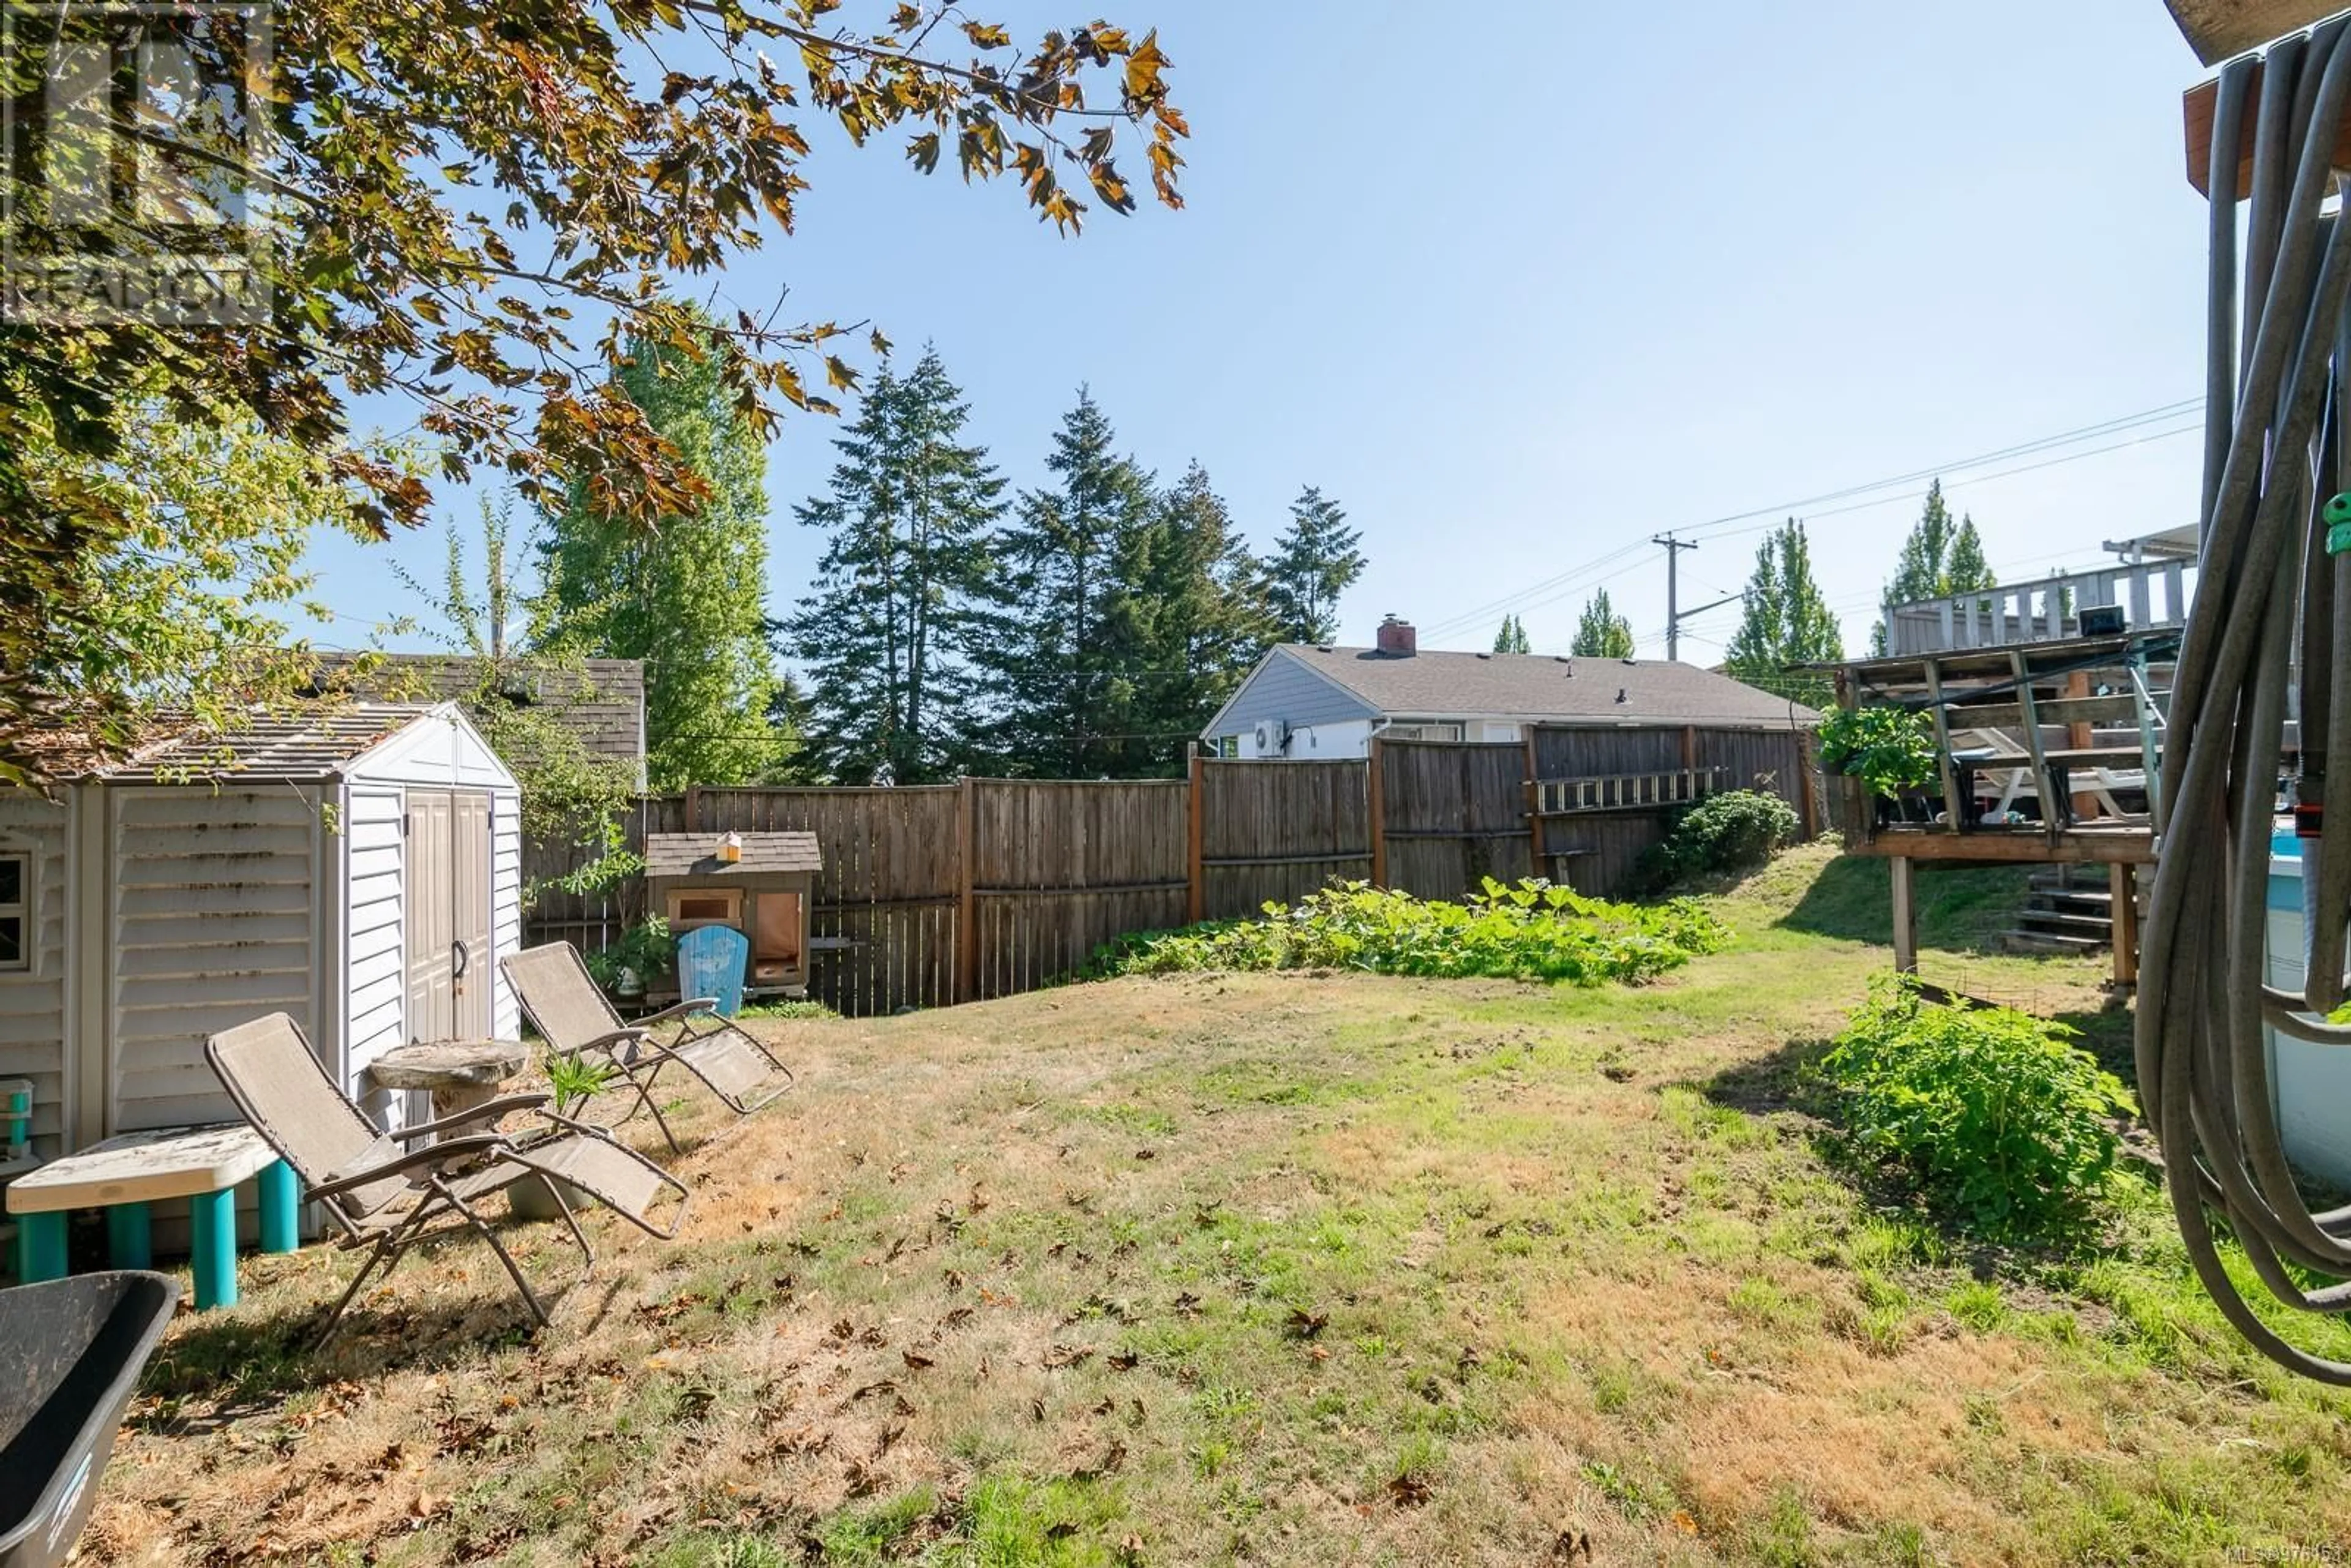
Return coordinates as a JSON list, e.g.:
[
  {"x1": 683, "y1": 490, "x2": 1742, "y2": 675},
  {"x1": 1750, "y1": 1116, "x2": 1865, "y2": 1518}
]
[
  {"x1": 1818, "y1": 976, "x2": 2135, "y2": 1240},
  {"x1": 1091, "y1": 878, "x2": 1727, "y2": 988},
  {"x1": 1645, "y1": 789, "x2": 1801, "y2": 887}
]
